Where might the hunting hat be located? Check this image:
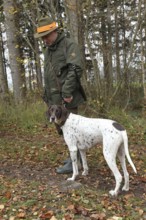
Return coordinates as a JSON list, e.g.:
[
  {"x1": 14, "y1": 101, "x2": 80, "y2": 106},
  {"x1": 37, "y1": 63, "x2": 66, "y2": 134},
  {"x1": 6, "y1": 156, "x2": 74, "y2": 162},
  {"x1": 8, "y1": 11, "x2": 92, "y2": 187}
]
[{"x1": 34, "y1": 17, "x2": 58, "y2": 38}]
